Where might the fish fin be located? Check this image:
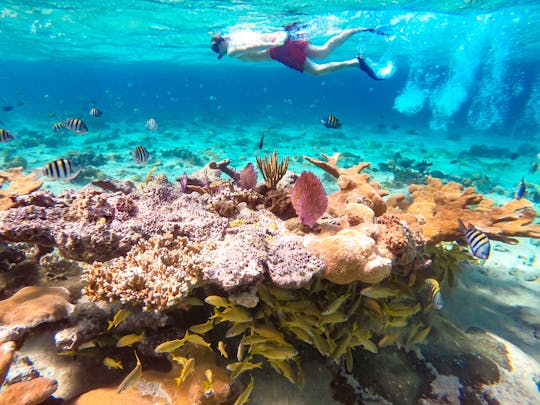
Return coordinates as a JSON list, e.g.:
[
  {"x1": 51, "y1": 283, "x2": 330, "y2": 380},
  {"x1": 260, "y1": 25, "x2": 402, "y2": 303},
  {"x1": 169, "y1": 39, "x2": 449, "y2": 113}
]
[
  {"x1": 457, "y1": 218, "x2": 467, "y2": 233},
  {"x1": 29, "y1": 168, "x2": 44, "y2": 180},
  {"x1": 64, "y1": 168, "x2": 82, "y2": 182}
]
